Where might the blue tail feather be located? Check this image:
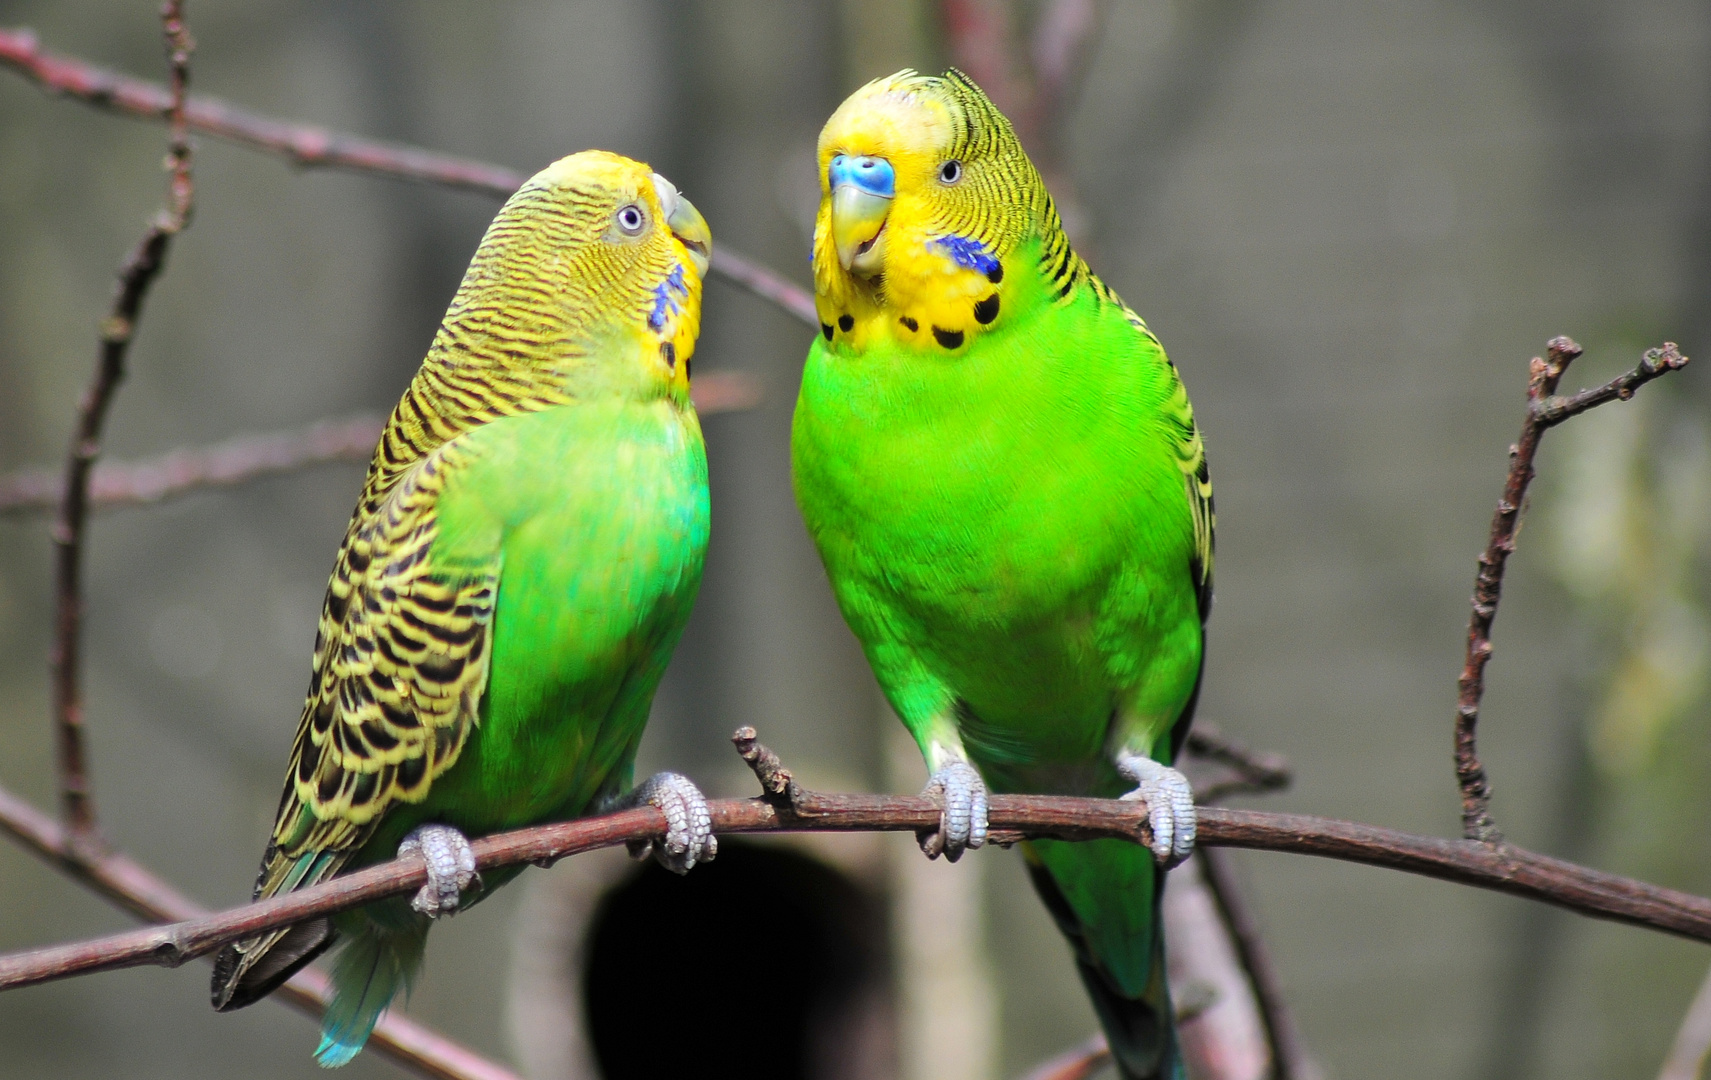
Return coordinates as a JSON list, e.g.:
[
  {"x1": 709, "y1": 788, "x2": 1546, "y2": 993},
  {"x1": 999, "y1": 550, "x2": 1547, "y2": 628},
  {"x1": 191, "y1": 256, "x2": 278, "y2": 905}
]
[{"x1": 314, "y1": 918, "x2": 428, "y2": 1068}]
